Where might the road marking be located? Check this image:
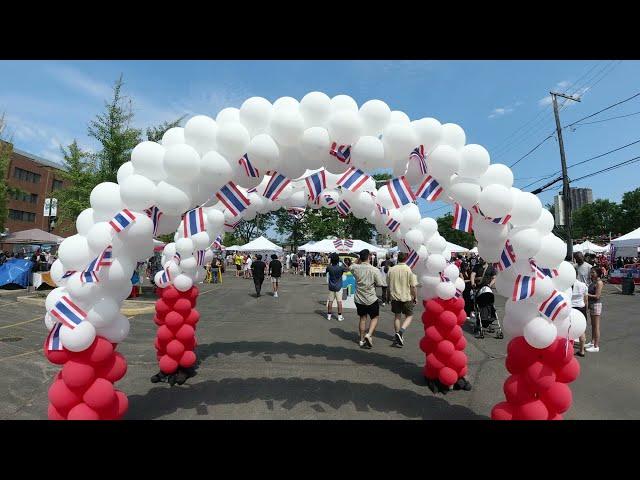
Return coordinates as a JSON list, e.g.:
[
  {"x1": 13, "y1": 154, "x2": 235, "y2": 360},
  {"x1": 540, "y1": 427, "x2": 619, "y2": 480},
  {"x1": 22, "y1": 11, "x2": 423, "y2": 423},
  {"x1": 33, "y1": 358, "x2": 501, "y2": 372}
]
[
  {"x1": 0, "y1": 315, "x2": 42, "y2": 330},
  {"x1": 0, "y1": 349, "x2": 40, "y2": 362},
  {"x1": 0, "y1": 300, "x2": 18, "y2": 307}
]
